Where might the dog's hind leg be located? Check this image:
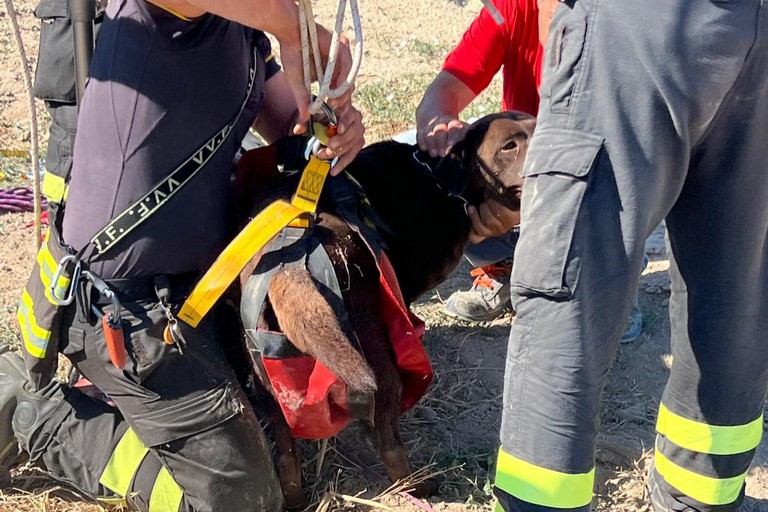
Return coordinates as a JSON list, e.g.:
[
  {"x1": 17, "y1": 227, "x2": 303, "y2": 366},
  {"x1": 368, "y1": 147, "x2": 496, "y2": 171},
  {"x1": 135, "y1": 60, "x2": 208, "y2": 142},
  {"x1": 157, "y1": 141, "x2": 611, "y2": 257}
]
[
  {"x1": 270, "y1": 405, "x2": 305, "y2": 510},
  {"x1": 250, "y1": 364, "x2": 307, "y2": 510},
  {"x1": 373, "y1": 367, "x2": 436, "y2": 498},
  {"x1": 348, "y1": 297, "x2": 436, "y2": 498}
]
